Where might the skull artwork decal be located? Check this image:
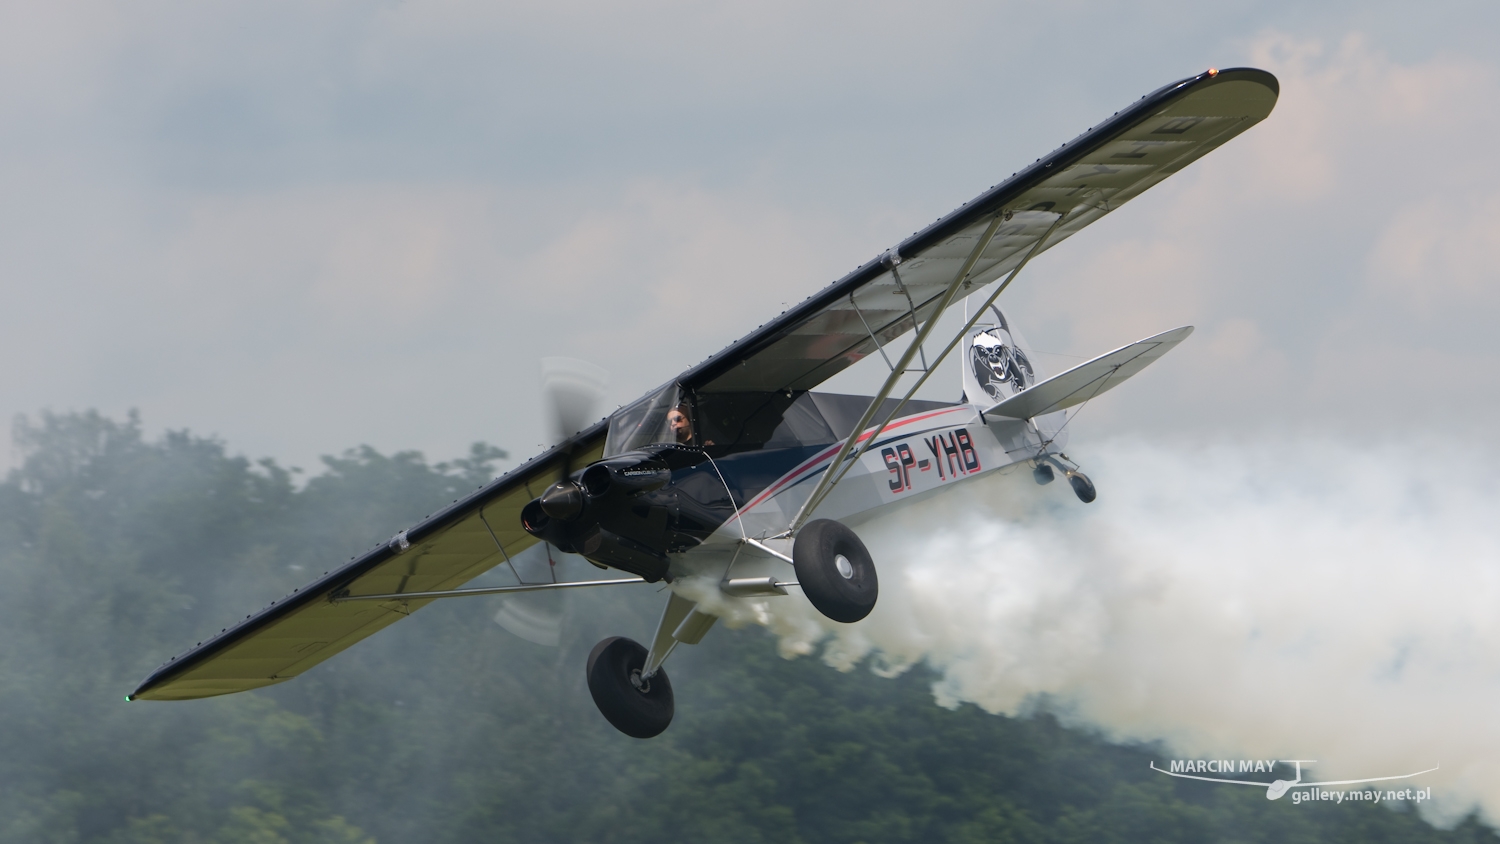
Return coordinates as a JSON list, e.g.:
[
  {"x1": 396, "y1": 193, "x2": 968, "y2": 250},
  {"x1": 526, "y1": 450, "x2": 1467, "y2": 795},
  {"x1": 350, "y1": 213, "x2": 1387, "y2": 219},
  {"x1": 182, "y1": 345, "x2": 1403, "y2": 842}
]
[{"x1": 969, "y1": 306, "x2": 1034, "y2": 401}]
